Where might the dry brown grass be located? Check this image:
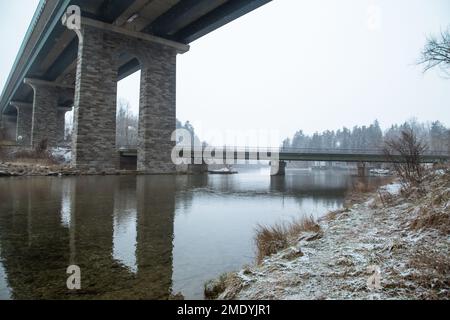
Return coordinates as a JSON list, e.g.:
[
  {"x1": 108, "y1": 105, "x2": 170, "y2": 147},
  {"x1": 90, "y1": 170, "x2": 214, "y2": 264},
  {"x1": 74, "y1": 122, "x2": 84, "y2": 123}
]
[
  {"x1": 12, "y1": 155, "x2": 59, "y2": 166},
  {"x1": 12, "y1": 139, "x2": 59, "y2": 165},
  {"x1": 407, "y1": 172, "x2": 450, "y2": 234},
  {"x1": 345, "y1": 177, "x2": 395, "y2": 206},
  {"x1": 255, "y1": 216, "x2": 321, "y2": 264},
  {"x1": 377, "y1": 190, "x2": 396, "y2": 207},
  {"x1": 405, "y1": 250, "x2": 450, "y2": 299},
  {"x1": 410, "y1": 207, "x2": 450, "y2": 235}
]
